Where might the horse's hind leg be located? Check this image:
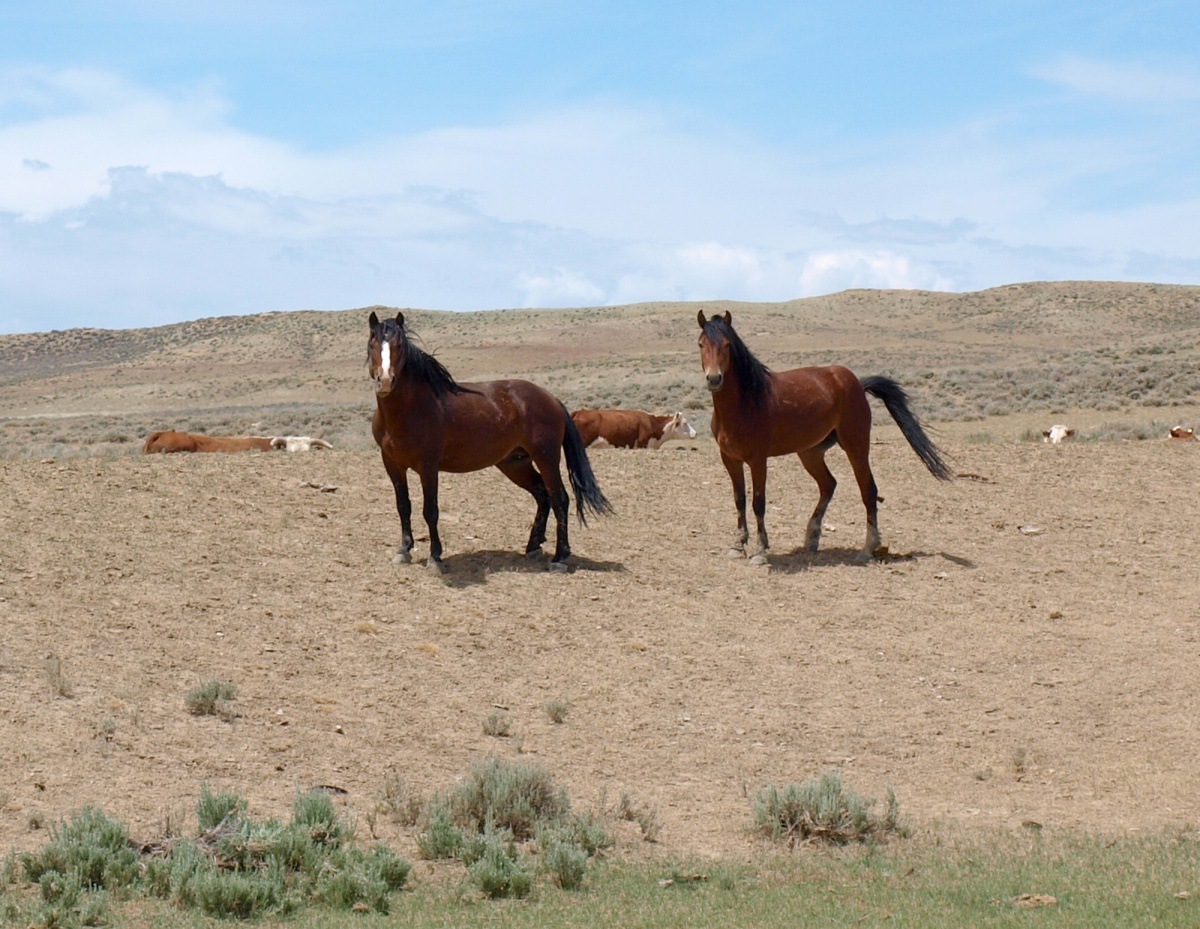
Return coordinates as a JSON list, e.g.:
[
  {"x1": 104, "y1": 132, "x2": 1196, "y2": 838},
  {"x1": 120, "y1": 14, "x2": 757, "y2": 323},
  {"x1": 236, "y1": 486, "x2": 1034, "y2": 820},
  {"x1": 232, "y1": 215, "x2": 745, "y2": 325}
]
[
  {"x1": 747, "y1": 457, "x2": 770, "y2": 566},
  {"x1": 798, "y1": 448, "x2": 837, "y2": 553},
  {"x1": 418, "y1": 468, "x2": 446, "y2": 574},
  {"x1": 496, "y1": 454, "x2": 551, "y2": 557},
  {"x1": 841, "y1": 440, "x2": 882, "y2": 560},
  {"x1": 527, "y1": 448, "x2": 571, "y2": 570}
]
